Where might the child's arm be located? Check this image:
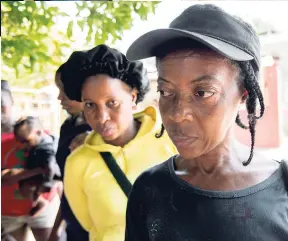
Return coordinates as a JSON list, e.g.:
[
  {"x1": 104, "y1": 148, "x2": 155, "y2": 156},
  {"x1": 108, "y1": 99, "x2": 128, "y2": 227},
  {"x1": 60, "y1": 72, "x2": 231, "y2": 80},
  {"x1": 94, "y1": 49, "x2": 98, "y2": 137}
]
[{"x1": 1, "y1": 167, "x2": 45, "y2": 186}]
